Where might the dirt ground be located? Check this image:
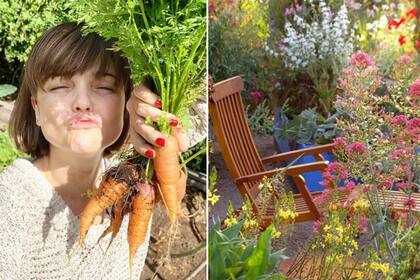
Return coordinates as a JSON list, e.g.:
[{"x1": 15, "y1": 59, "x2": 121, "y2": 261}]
[
  {"x1": 209, "y1": 132, "x2": 316, "y2": 273},
  {"x1": 141, "y1": 189, "x2": 206, "y2": 280}
]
